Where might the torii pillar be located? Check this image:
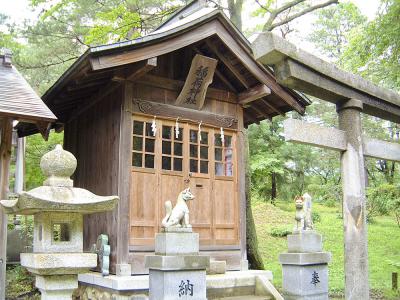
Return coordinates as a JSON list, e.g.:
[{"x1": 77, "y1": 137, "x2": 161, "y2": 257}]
[{"x1": 337, "y1": 99, "x2": 369, "y2": 299}]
